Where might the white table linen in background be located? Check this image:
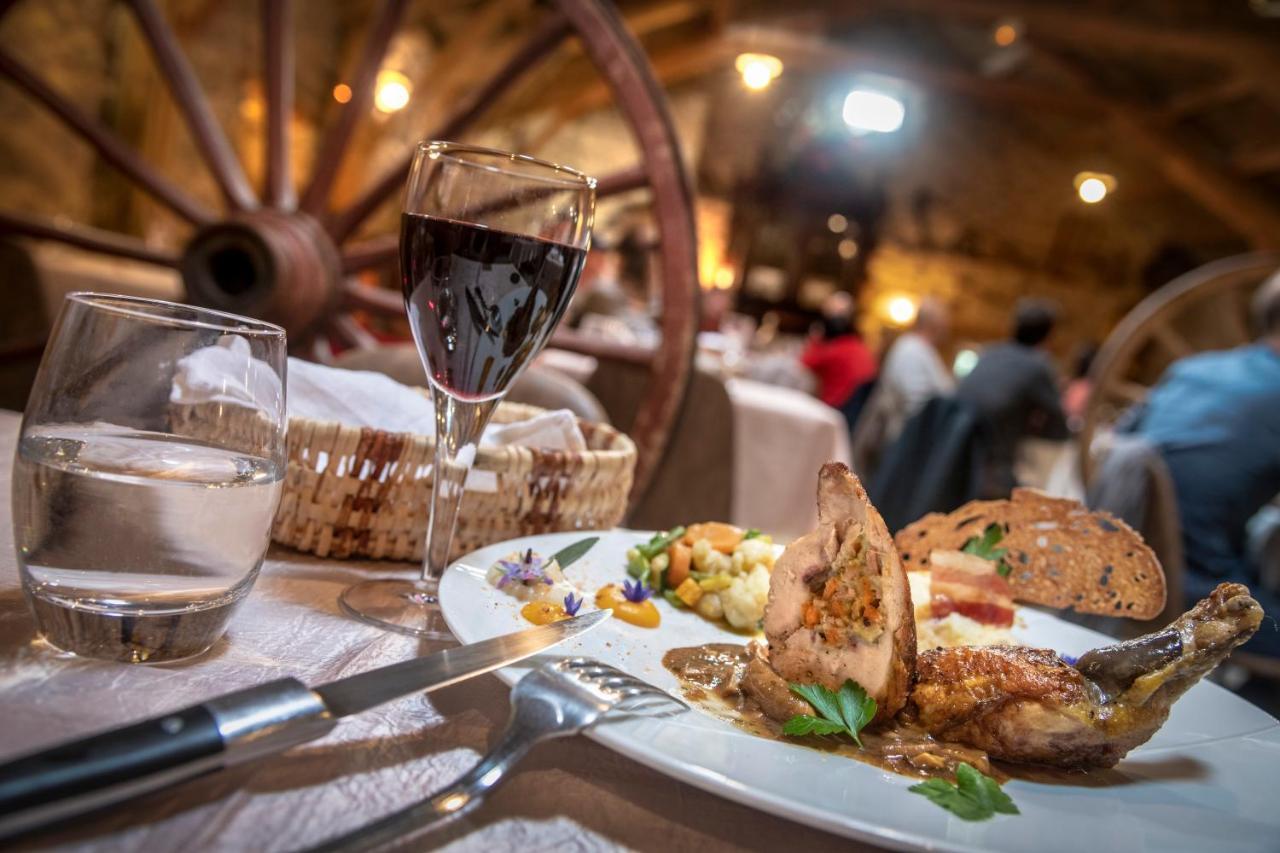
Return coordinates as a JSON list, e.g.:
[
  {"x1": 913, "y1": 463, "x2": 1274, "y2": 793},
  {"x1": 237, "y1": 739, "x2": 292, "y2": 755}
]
[
  {"x1": 534, "y1": 351, "x2": 853, "y2": 541},
  {"x1": 723, "y1": 378, "x2": 853, "y2": 539},
  {"x1": 0, "y1": 411, "x2": 866, "y2": 852}
]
